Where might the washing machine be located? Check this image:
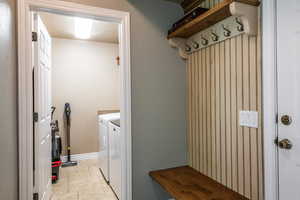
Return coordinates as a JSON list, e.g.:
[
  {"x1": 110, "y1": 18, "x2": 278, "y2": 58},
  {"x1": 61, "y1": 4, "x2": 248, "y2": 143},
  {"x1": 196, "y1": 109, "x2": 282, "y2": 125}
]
[
  {"x1": 109, "y1": 119, "x2": 121, "y2": 199},
  {"x1": 98, "y1": 112, "x2": 120, "y2": 182}
]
